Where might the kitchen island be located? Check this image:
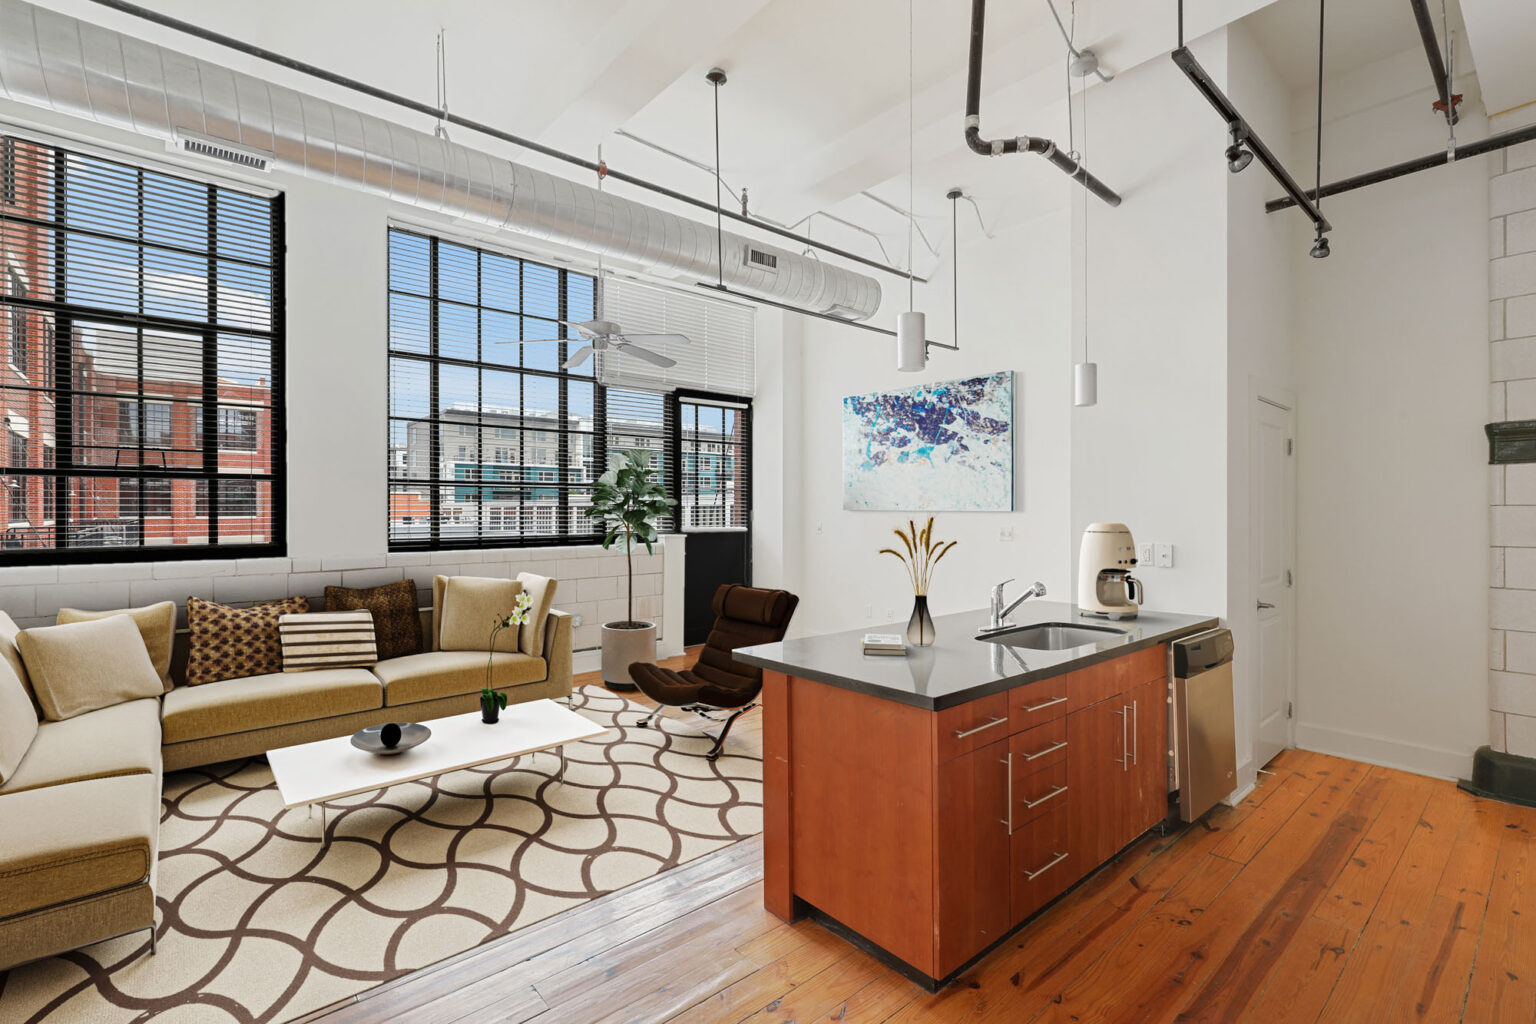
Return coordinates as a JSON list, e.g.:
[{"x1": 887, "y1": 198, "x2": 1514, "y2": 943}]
[{"x1": 734, "y1": 600, "x2": 1219, "y2": 988}]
